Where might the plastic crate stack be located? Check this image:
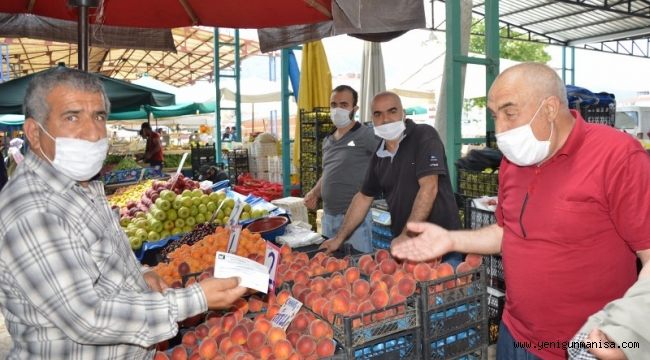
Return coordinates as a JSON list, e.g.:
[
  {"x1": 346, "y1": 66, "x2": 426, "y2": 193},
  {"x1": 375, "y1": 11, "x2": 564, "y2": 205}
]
[
  {"x1": 457, "y1": 169, "x2": 499, "y2": 200},
  {"x1": 300, "y1": 107, "x2": 334, "y2": 229},
  {"x1": 370, "y1": 208, "x2": 393, "y2": 250},
  {"x1": 419, "y1": 266, "x2": 489, "y2": 359},
  {"x1": 464, "y1": 198, "x2": 504, "y2": 345},
  {"x1": 190, "y1": 143, "x2": 216, "y2": 180},
  {"x1": 567, "y1": 85, "x2": 616, "y2": 127},
  {"x1": 226, "y1": 149, "x2": 249, "y2": 185}
]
